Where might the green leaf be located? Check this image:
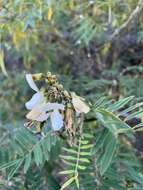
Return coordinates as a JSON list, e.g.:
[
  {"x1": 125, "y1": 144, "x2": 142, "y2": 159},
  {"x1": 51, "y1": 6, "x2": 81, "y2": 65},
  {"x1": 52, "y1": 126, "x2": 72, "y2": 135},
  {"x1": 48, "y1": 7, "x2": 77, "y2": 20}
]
[
  {"x1": 8, "y1": 159, "x2": 23, "y2": 180},
  {"x1": 82, "y1": 133, "x2": 93, "y2": 139},
  {"x1": 10, "y1": 140, "x2": 24, "y2": 156},
  {"x1": 99, "y1": 133, "x2": 117, "y2": 175},
  {"x1": 15, "y1": 131, "x2": 32, "y2": 150},
  {"x1": 22, "y1": 128, "x2": 37, "y2": 145},
  {"x1": 59, "y1": 170, "x2": 75, "y2": 175},
  {"x1": 91, "y1": 129, "x2": 109, "y2": 155},
  {"x1": 94, "y1": 96, "x2": 107, "y2": 108},
  {"x1": 77, "y1": 165, "x2": 86, "y2": 170},
  {"x1": 60, "y1": 155, "x2": 77, "y2": 161},
  {"x1": 62, "y1": 147, "x2": 77, "y2": 154},
  {"x1": 125, "y1": 109, "x2": 143, "y2": 121},
  {"x1": 61, "y1": 176, "x2": 75, "y2": 190},
  {"x1": 24, "y1": 153, "x2": 31, "y2": 173},
  {"x1": 118, "y1": 102, "x2": 143, "y2": 116},
  {"x1": 47, "y1": 175, "x2": 61, "y2": 190},
  {"x1": 96, "y1": 108, "x2": 132, "y2": 135},
  {"x1": 62, "y1": 160, "x2": 86, "y2": 170},
  {"x1": 62, "y1": 160, "x2": 75, "y2": 167},
  {"x1": 75, "y1": 176, "x2": 80, "y2": 189},
  {"x1": 61, "y1": 155, "x2": 89, "y2": 163},
  {"x1": 33, "y1": 143, "x2": 43, "y2": 166},
  {"x1": 0, "y1": 159, "x2": 22, "y2": 170},
  {"x1": 78, "y1": 140, "x2": 89, "y2": 144},
  {"x1": 79, "y1": 152, "x2": 91, "y2": 156},
  {"x1": 79, "y1": 158, "x2": 90, "y2": 163},
  {"x1": 41, "y1": 138, "x2": 50, "y2": 161},
  {"x1": 80, "y1": 144, "x2": 93, "y2": 149},
  {"x1": 107, "y1": 96, "x2": 134, "y2": 112}
]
